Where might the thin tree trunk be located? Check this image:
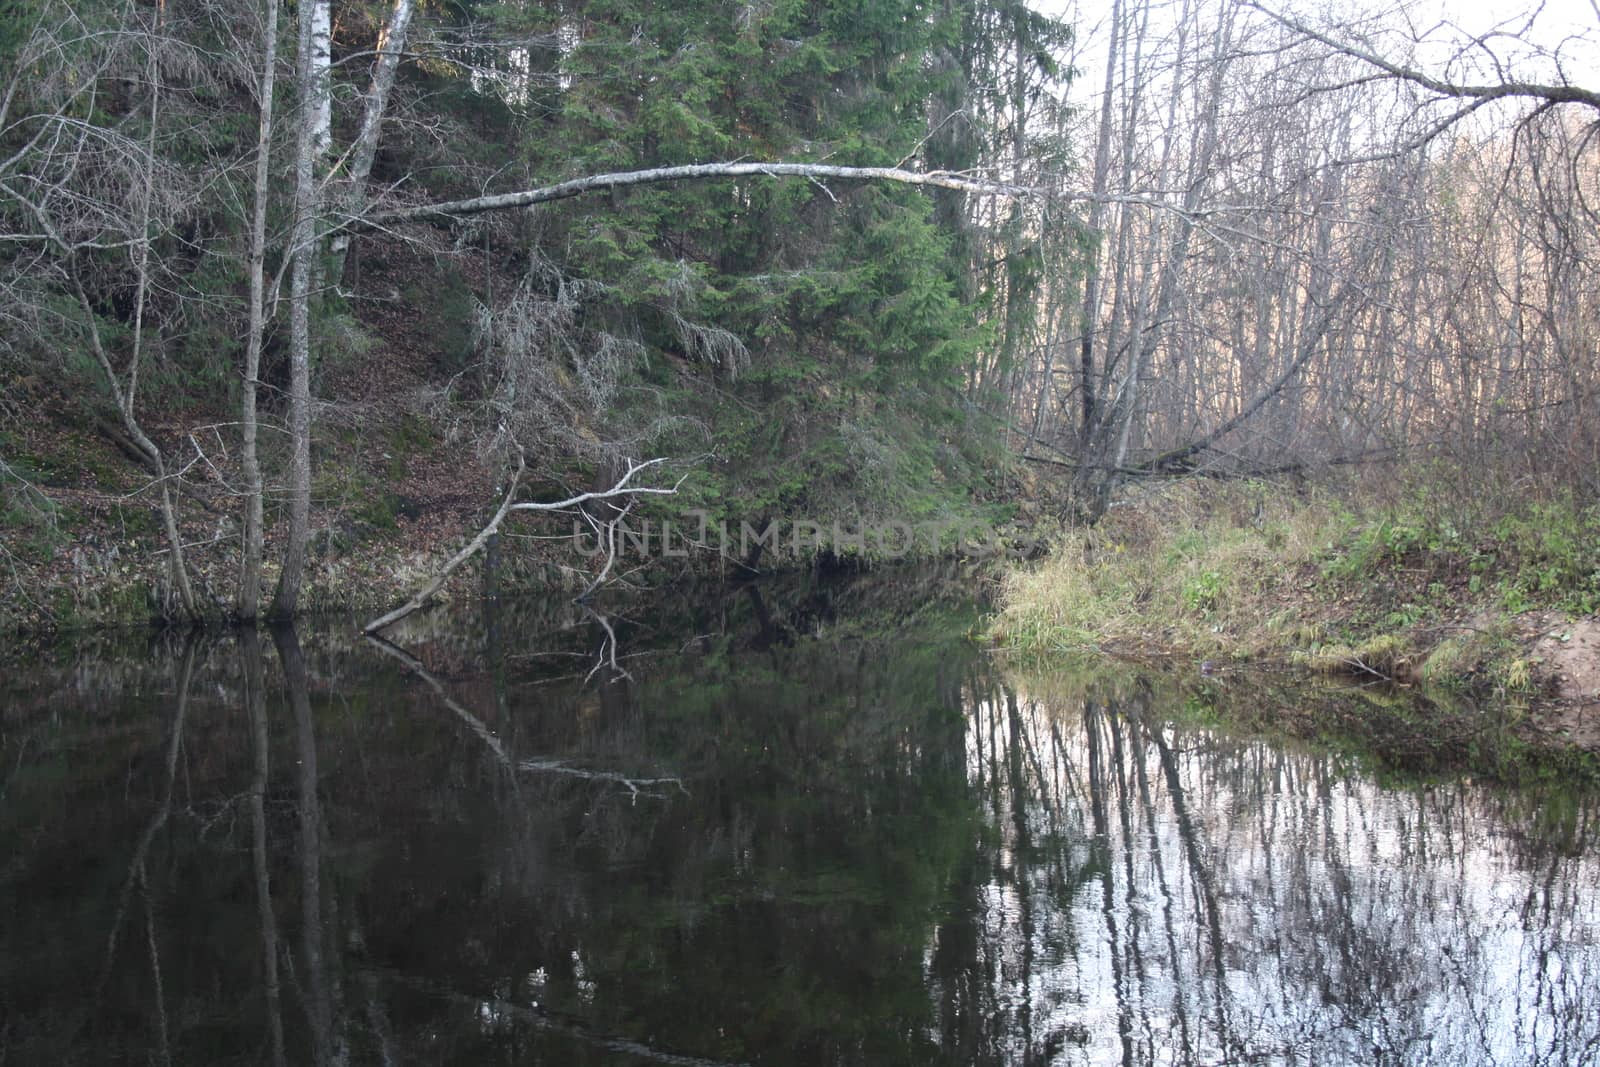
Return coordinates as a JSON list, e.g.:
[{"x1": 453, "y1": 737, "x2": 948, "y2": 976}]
[
  {"x1": 993, "y1": 4, "x2": 1033, "y2": 418},
  {"x1": 1077, "y1": 0, "x2": 1123, "y2": 451},
  {"x1": 1105, "y1": 0, "x2": 1214, "y2": 480},
  {"x1": 130, "y1": 0, "x2": 196, "y2": 619},
  {"x1": 238, "y1": 0, "x2": 280, "y2": 621},
  {"x1": 271, "y1": 0, "x2": 331, "y2": 619},
  {"x1": 328, "y1": 0, "x2": 416, "y2": 282},
  {"x1": 71, "y1": 268, "x2": 196, "y2": 620}
]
